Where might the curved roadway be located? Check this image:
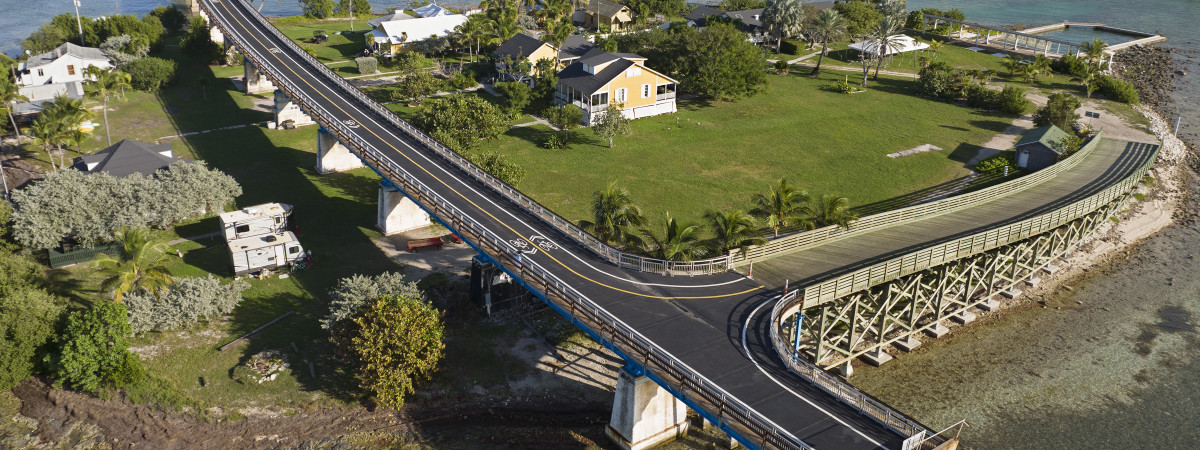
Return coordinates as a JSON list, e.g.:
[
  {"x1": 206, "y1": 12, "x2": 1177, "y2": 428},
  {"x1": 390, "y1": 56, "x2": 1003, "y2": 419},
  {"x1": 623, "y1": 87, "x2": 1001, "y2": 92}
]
[{"x1": 201, "y1": 1, "x2": 1159, "y2": 448}]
